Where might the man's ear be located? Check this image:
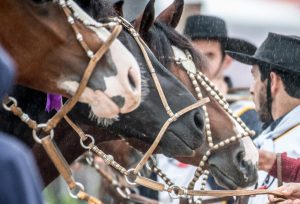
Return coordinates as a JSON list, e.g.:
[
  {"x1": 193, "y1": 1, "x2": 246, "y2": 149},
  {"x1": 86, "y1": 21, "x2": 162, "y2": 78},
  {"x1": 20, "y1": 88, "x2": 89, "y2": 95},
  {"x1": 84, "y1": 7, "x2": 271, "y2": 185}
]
[
  {"x1": 270, "y1": 72, "x2": 281, "y2": 95},
  {"x1": 221, "y1": 55, "x2": 233, "y2": 70}
]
